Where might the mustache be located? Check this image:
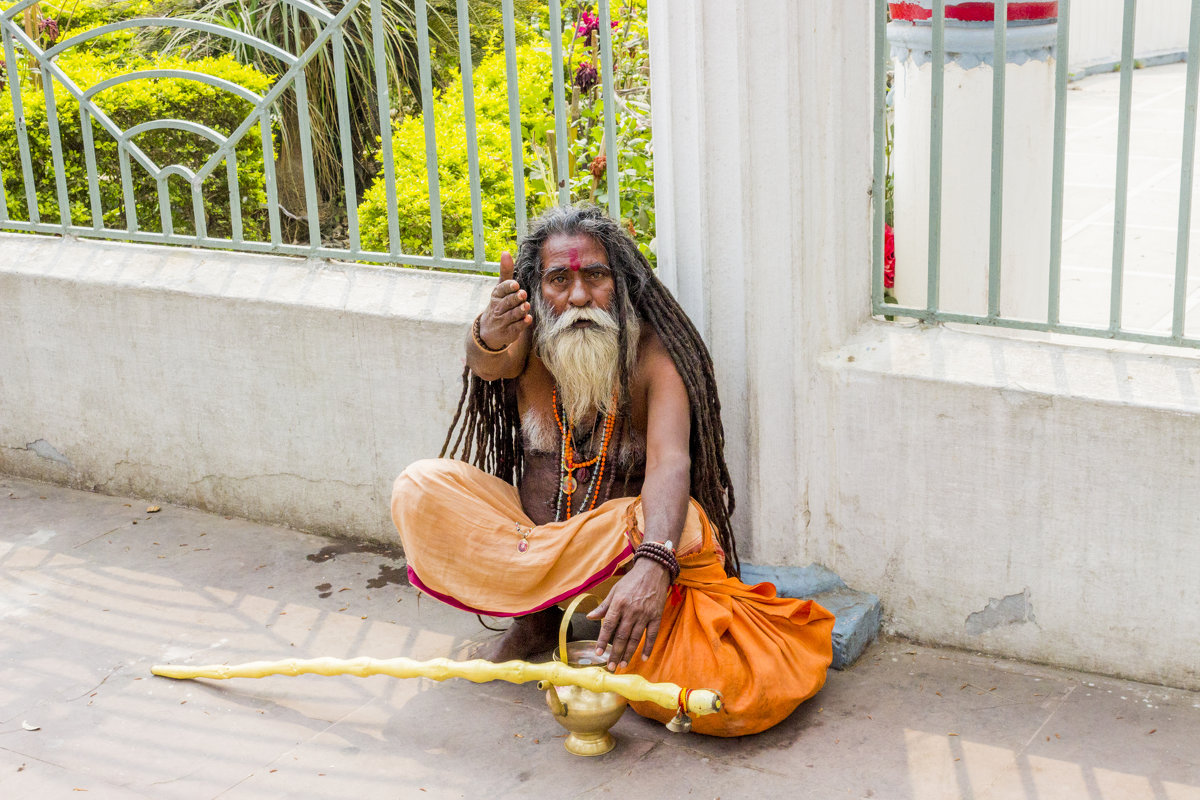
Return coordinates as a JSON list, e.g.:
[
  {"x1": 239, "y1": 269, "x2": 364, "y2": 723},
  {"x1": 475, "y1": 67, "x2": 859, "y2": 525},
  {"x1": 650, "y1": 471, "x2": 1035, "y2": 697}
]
[{"x1": 539, "y1": 305, "x2": 619, "y2": 337}]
